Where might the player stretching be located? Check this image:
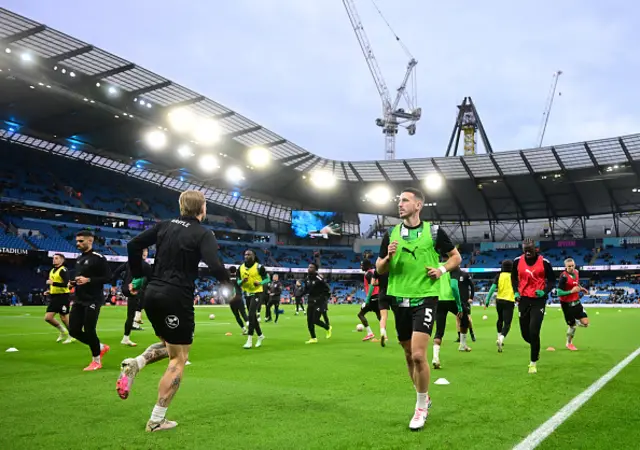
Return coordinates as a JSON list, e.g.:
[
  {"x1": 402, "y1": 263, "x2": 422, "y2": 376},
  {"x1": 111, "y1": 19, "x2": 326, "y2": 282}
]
[
  {"x1": 358, "y1": 259, "x2": 381, "y2": 341},
  {"x1": 432, "y1": 267, "x2": 465, "y2": 369},
  {"x1": 228, "y1": 267, "x2": 248, "y2": 334},
  {"x1": 112, "y1": 248, "x2": 152, "y2": 347},
  {"x1": 117, "y1": 190, "x2": 231, "y2": 432},
  {"x1": 239, "y1": 249, "x2": 269, "y2": 349},
  {"x1": 512, "y1": 239, "x2": 555, "y2": 374},
  {"x1": 265, "y1": 274, "x2": 283, "y2": 323},
  {"x1": 485, "y1": 259, "x2": 516, "y2": 352},
  {"x1": 557, "y1": 258, "x2": 589, "y2": 350},
  {"x1": 44, "y1": 253, "x2": 73, "y2": 343},
  {"x1": 68, "y1": 230, "x2": 112, "y2": 371},
  {"x1": 376, "y1": 188, "x2": 461, "y2": 431},
  {"x1": 293, "y1": 280, "x2": 305, "y2": 315},
  {"x1": 304, "y1": 262, "x2": 332, "y2": 343}
]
